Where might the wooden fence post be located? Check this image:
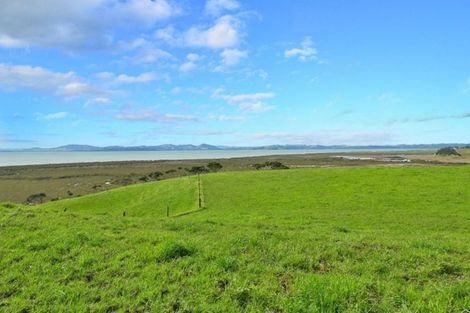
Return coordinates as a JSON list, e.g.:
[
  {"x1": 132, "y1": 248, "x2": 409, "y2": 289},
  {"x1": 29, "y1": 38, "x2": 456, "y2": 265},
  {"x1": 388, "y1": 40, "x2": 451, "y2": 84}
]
[{"x1": 198, "y1": 173, "x2": 202, "y2": 209}]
